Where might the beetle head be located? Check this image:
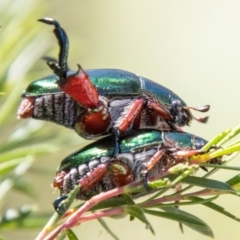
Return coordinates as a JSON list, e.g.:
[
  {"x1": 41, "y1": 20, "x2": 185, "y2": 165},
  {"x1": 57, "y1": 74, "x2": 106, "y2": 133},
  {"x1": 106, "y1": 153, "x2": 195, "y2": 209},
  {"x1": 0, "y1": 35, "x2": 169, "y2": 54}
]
[
  {"x1": 169, "y1": 97, "x2": 210, "y2": 126},
  {"x1": 169, "y1": 99, "x2": 192, "y2": 126}
]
